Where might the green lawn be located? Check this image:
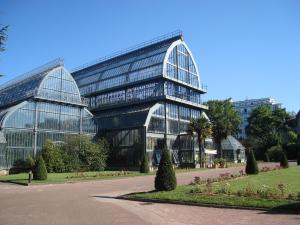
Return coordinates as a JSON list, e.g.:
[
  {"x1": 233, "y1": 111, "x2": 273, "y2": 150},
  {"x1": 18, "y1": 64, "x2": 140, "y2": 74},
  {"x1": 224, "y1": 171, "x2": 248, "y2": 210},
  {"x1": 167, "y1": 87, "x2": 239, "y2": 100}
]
[
  {"x1": 0, "y1": 167, "x2": 208, "y2": 185},
  {"x1": 0, "y1": 171, "x2": 142, "y2": 185},
  {"x1": 125, "y1": 166, "x2": 300, "y2": 210}
]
